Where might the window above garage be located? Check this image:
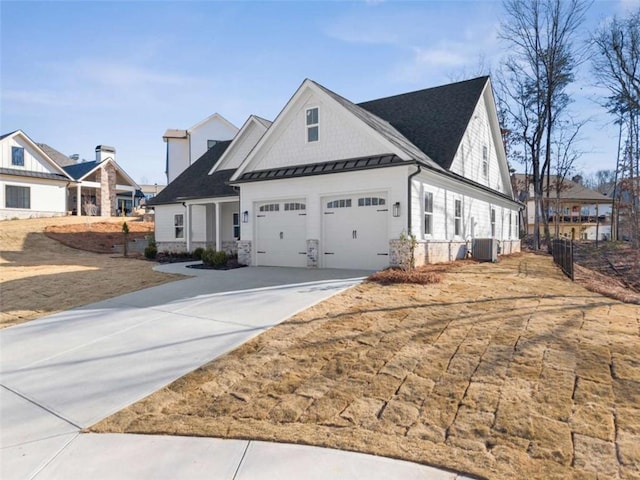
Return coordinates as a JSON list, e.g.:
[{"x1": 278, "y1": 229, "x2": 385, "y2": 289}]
[{"x1": 306, "y1": 107, "x2": 319, "y2": 143}]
